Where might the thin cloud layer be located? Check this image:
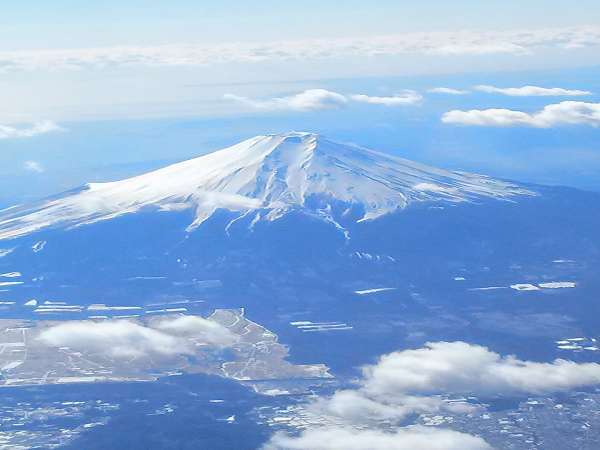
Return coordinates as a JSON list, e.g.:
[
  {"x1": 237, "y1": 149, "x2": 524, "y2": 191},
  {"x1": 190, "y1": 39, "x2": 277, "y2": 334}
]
[
  {"x1": 442, "y1": 101, "x2": 600, "y2": 127},
  {"x1": 24, "y1": 161, "x2": 45, "y2": 173},
  {"x1": 474, "y1": 85, "x2": 591, "y2": 96},
  {"x1": 350, "y1": 91, "x2": 422, "y2": 106},
  {"x1": 428, "y1": 87, "x2": 470, "y2": 95},
  {"x1": 37, "y1": 315, "x2": 237, "y2": 359},
  {"x1": 225, "y1": 89, "x2": 421, "y2": 112},
  {"x1": 263, "y1": 426, "x2": 492, "y2": 450},
  {"x1": 0, "y1": 121, "x2": 63, "y2": 139},
  {"x1": 2, "y1": 26, "x2": 600, "y2": 72}
]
